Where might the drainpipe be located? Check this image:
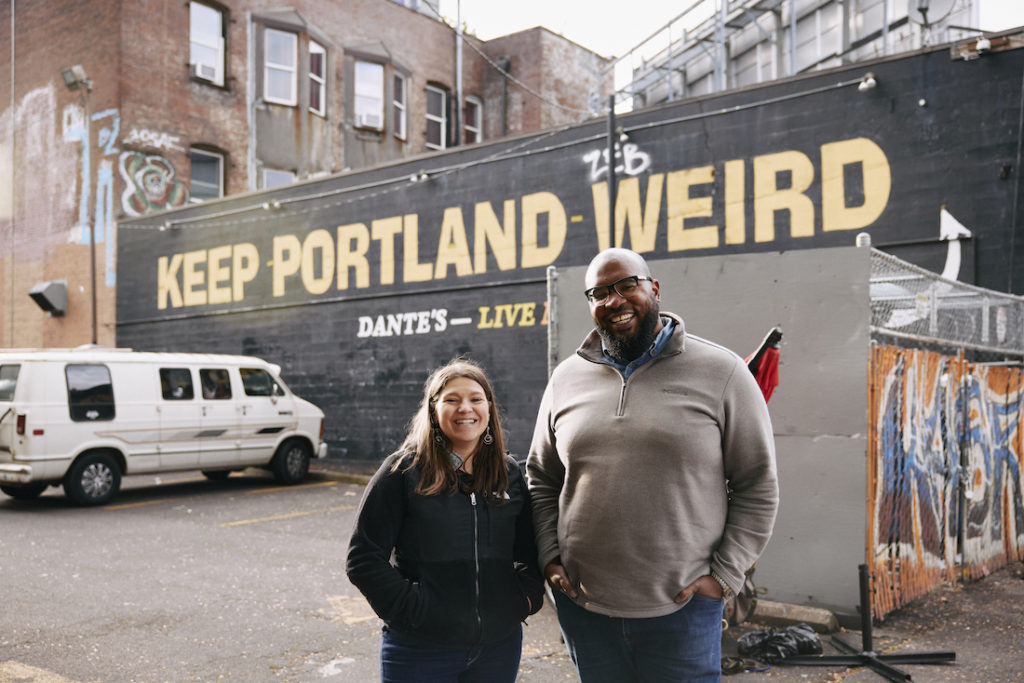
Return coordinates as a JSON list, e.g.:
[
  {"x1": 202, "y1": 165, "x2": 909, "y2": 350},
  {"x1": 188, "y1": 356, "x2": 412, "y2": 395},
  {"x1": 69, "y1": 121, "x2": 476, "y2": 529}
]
[
  {"x1": 497, "y1": 57, "x2": 510, "y2": 136},
  {"x1": 454, "y1": 0, "x2": 462, "y2": 146}
]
